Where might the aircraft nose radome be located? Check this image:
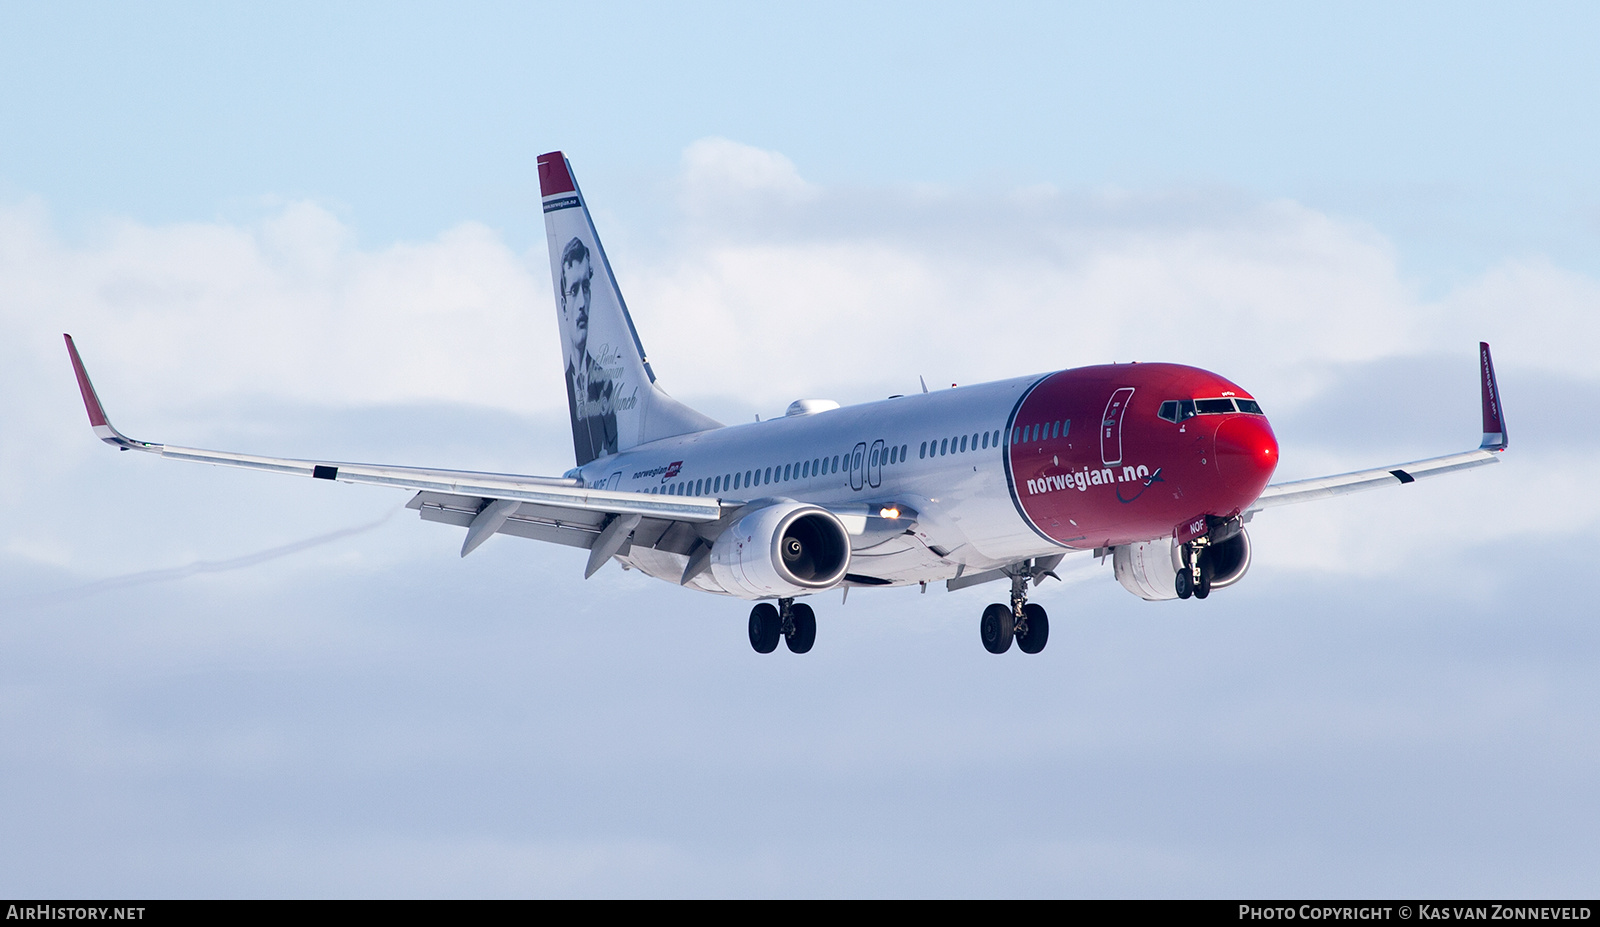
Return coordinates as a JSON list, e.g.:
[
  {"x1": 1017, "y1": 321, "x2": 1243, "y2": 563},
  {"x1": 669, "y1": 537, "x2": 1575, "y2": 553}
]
[{"x1": 1214, "y1": 414, "x2": 1279, "y2": 495}]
